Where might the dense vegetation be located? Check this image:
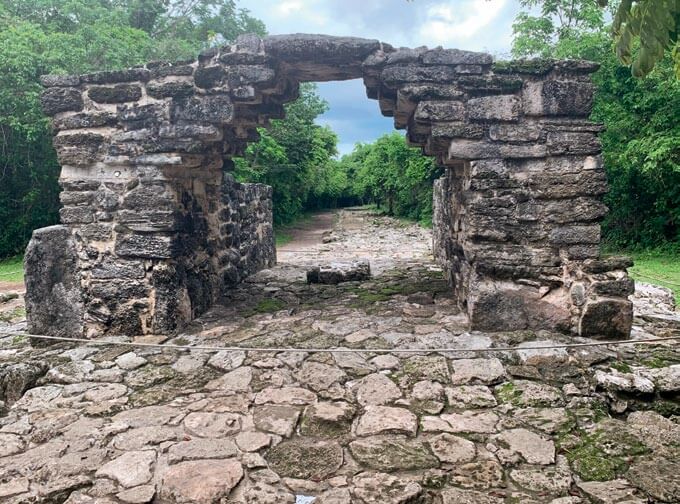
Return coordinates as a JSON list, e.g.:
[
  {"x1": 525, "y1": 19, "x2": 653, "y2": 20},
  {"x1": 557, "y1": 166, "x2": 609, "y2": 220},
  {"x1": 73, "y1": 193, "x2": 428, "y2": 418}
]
[
  {"x1": 332, "y1": 134, "x2": 440, "y2": 225},
  {"x1": 0, "y1": 0, "x2": 264, "y2": 258},
  {"x1": 233, "y1": 89, "x2": 438, "y2": 226},
  {"x1": 513, "y1": 0, "x2": 679, "y2": 251},
  {"x1": 233, "y1": 84, "x2": 344, "y2": 225}
]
